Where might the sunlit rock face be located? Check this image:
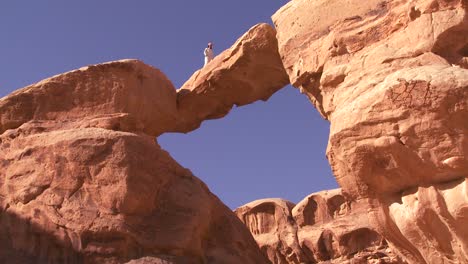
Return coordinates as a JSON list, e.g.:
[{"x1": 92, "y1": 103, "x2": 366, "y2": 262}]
[
  {"x1": 273, "y1": 0, "x2": 468, "y2": 262},
  {"x1": 236, "y1": 189, "x2": 404, "y2": 264}
]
